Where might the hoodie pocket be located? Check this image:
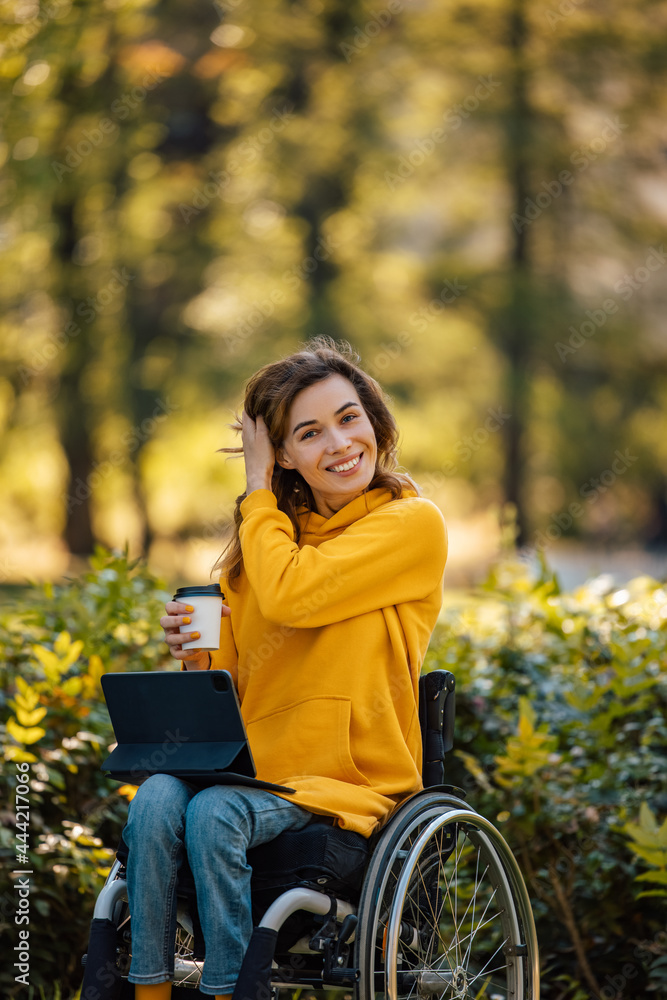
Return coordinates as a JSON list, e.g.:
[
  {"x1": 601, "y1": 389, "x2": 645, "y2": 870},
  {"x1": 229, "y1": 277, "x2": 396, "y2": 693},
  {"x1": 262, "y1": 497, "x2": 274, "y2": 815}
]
[{"x1": 246, "y1": 696, "x2": 368, "y2": 786}]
